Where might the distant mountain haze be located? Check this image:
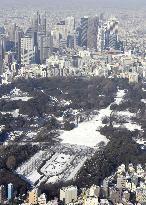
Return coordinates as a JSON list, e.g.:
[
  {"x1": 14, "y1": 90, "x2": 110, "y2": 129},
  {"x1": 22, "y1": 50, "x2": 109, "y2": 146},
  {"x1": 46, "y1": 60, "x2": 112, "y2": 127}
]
[{"x1": 0, "y1": 0, "x2": 146, "y2": 8}]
